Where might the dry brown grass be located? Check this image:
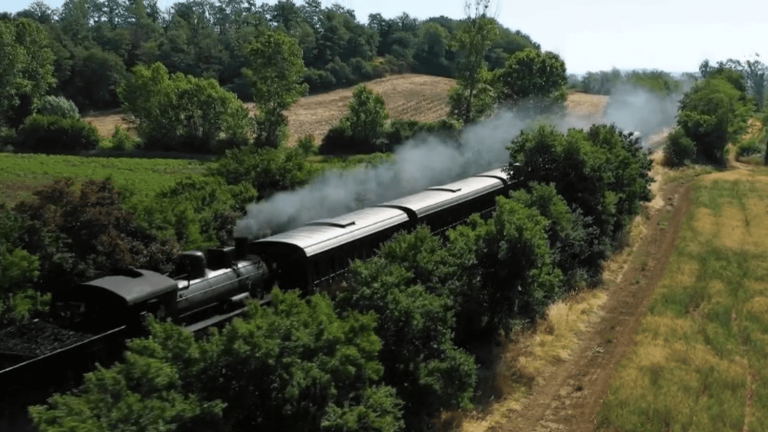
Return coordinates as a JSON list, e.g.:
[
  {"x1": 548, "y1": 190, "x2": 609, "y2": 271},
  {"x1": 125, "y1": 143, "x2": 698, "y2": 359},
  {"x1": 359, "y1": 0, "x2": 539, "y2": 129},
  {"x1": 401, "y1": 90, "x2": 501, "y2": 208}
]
[{"x1": 84, "y1": 75, "x2": 612, "y2": 146}]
